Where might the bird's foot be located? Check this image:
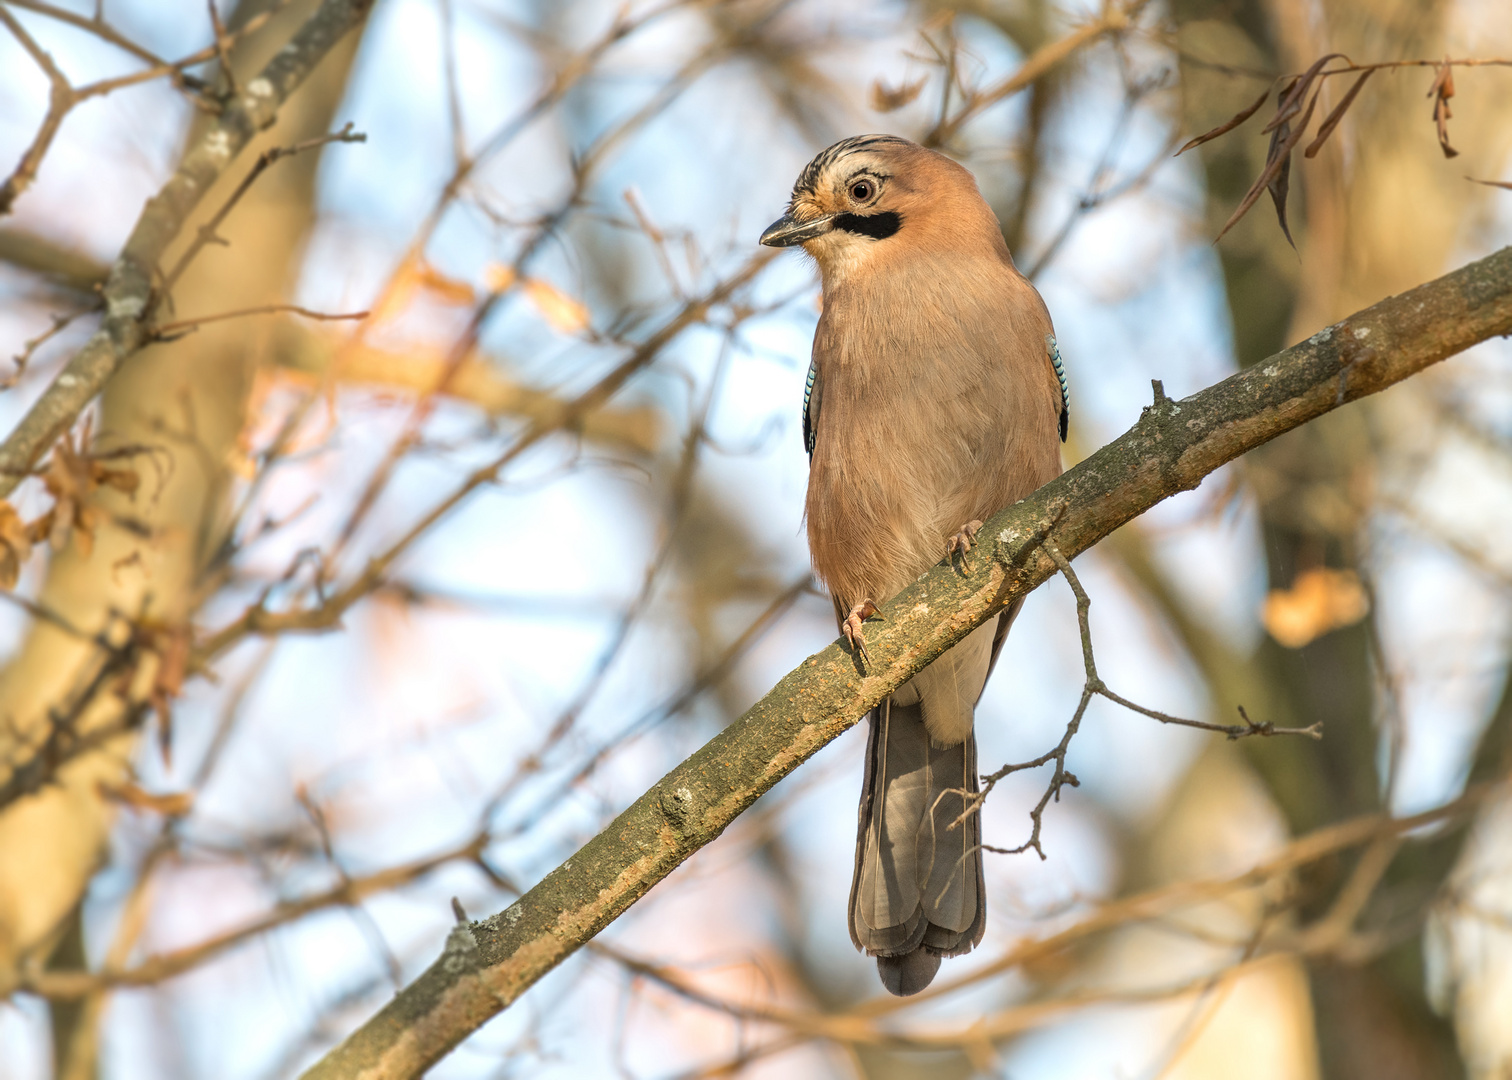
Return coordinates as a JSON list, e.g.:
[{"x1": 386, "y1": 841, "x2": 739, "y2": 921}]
[
  {"x1": 946, "y1": 519, "x2": 984, "y2": 573},
  {"x1": 842, "y1": 599, "x2": 880, "y2": 664}
]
